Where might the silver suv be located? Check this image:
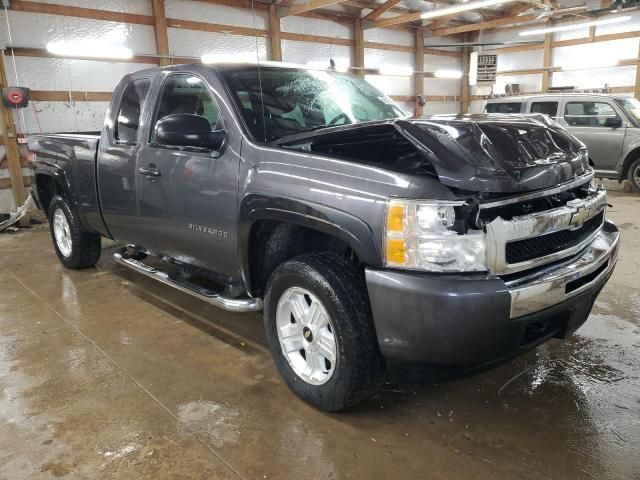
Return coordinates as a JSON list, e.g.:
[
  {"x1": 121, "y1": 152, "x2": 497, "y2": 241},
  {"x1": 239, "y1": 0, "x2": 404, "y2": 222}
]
[{"x1": 485, "y1": 94, "x2": 640, "y2": 190}]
